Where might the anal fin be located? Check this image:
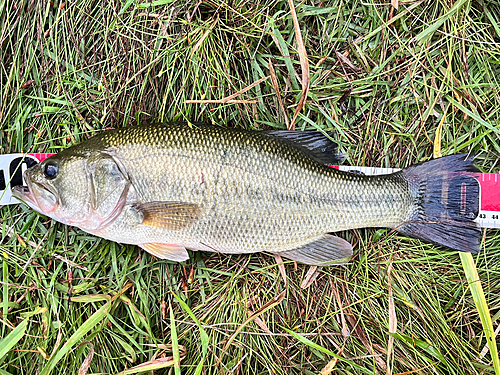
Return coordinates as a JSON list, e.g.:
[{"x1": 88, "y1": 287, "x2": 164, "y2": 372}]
[
  {"x1": 140, "y1": 243, "x2": 190, "y2": 262},
  {"x1": 275, "y1": 234, "x2": 353, "y2": 266}
]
